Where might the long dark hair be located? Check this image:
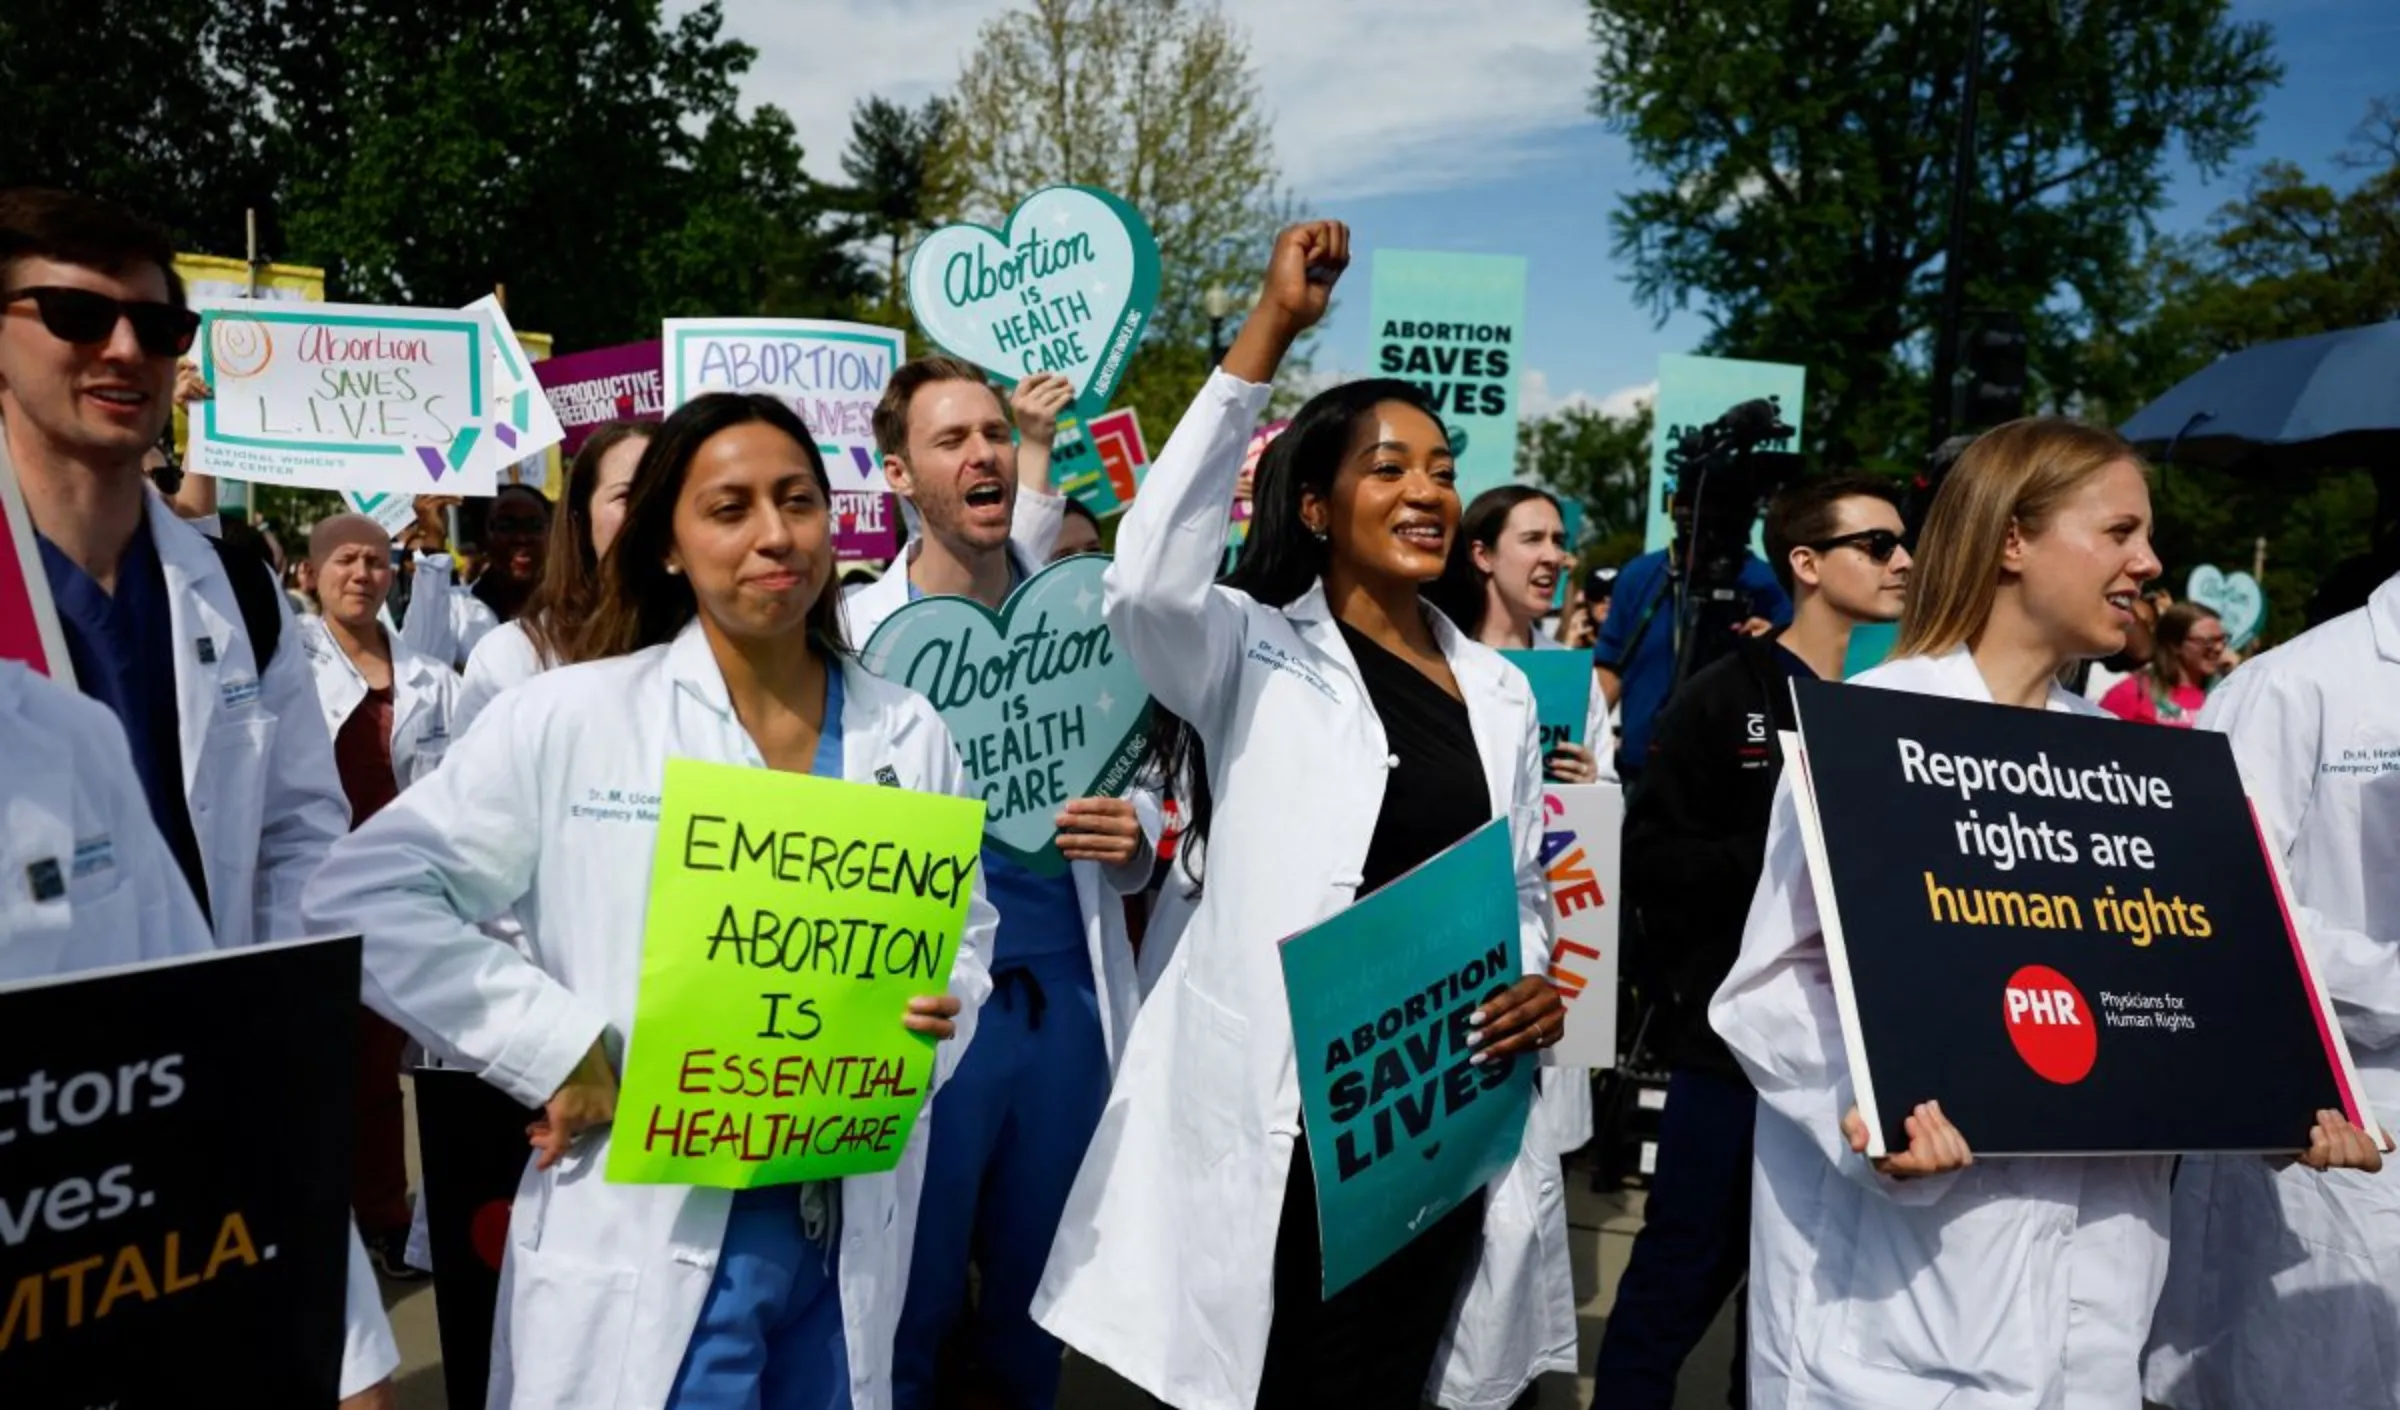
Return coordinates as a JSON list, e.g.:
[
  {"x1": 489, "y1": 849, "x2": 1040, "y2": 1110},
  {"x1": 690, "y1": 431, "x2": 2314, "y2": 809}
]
[
  {"x1": 570, "y1": 394, "x2": 848, "y2": 662},
  {"x1": 1424, "y1": 484, "x2": 1560, "y2": 638},
  {"x1": 521, "y1": 419, "x2": 655, "y2": 667},
  {"x1": 1141, "y1": 377, "x2": 1449, "y2": 889}
]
